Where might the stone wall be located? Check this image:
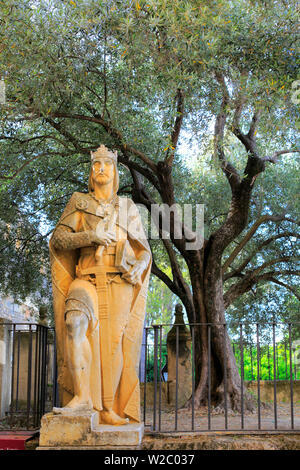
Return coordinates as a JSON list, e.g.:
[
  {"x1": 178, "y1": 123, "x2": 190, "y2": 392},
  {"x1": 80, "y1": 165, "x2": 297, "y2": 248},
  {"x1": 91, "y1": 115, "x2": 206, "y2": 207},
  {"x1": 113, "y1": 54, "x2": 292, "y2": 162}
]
[
  {"x1": 0, "y1": 296, "x2": 38, "y2": 324},
  {"x1": 140, "y1": 380, "x2": 300, "y2": 407},
  {"x1": 10, "y1": 331, "x2": 55, "y2": 406},
  {"x1": 0, "y1": 320, "x2": 13, "y2": 418},
  {"x1": 0, "y1": 296, "x2": 41, "y2": 417},
  {"x1": 246, "y1": 380, "x2": 300, "y2": 403},
  {"x1": 0, "y1": 325, "x2": 55, "y2": 418}
]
